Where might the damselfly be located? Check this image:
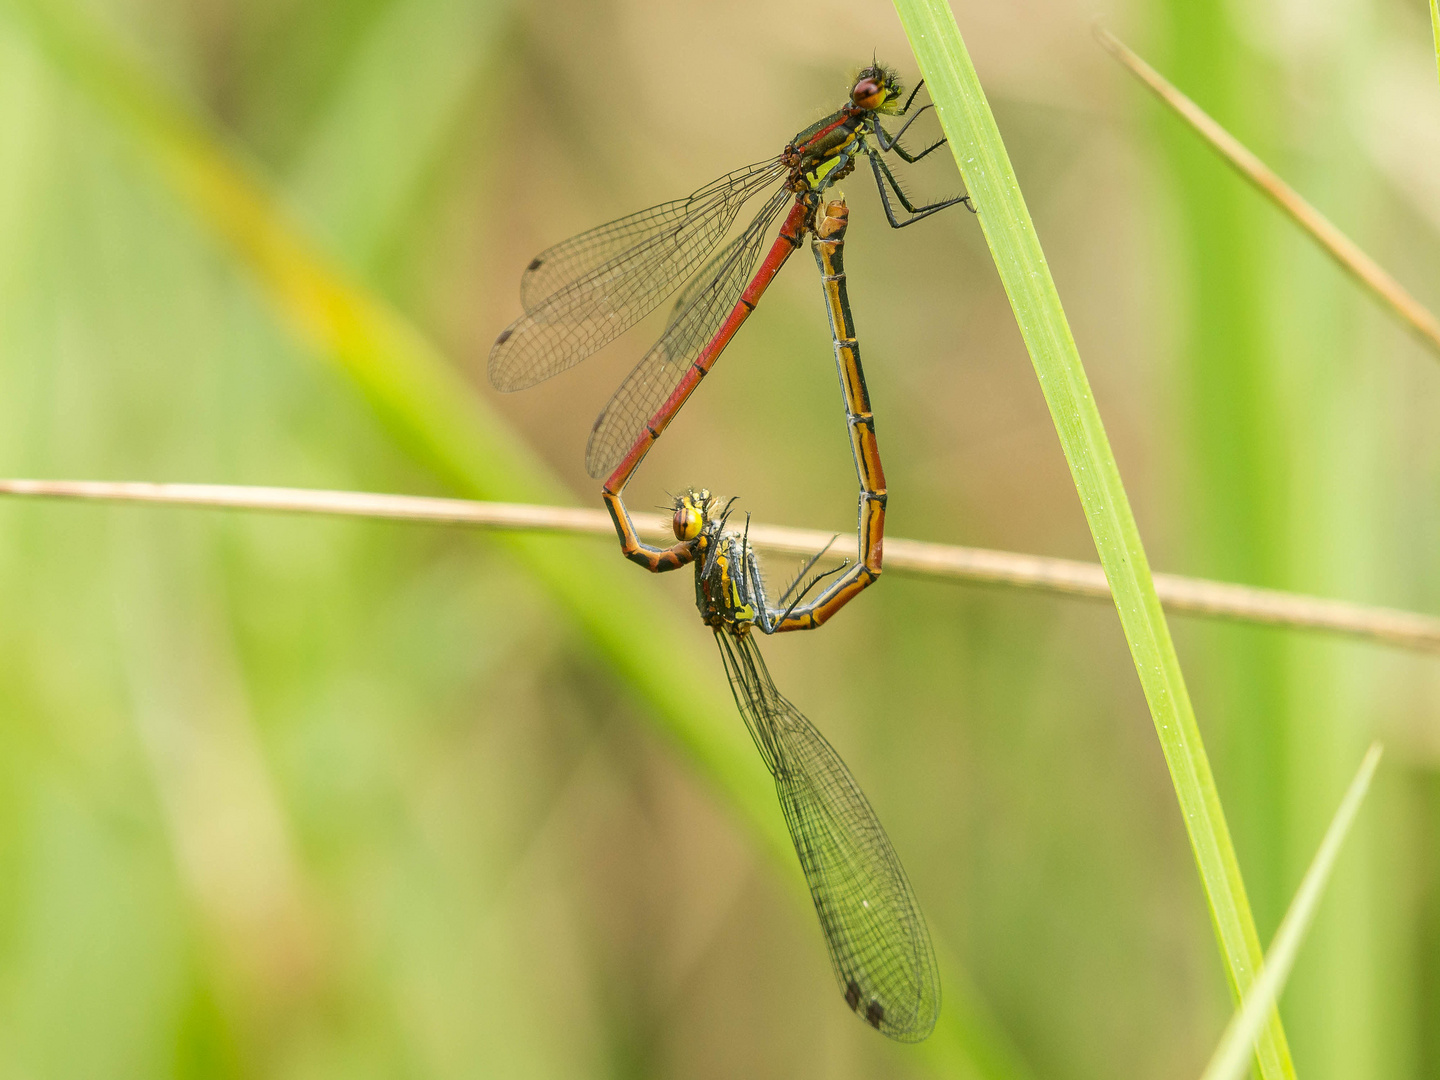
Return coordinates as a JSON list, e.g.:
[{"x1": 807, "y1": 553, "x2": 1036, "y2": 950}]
[
  {"x1": 489, "y1": 64, "x2": 970, "y2": 500},
  {"x1": 605, "y1": 201, "x2": 939, "y2": 1040}
]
